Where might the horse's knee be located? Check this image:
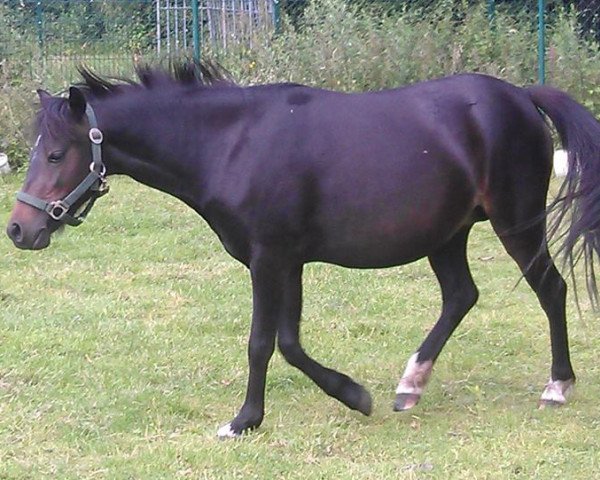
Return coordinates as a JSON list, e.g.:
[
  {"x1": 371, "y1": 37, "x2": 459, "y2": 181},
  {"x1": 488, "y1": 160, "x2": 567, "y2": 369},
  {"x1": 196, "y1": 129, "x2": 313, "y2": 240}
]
[
  {"x1": 448, "y1": 283, "x2": 478, "y2": 316},
  {"x1": 547, "y1": 274, "x2": 566, "y2": 300},
  {"x1": 248, "y1": 336, "x2": 275, "y2": 366}
]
